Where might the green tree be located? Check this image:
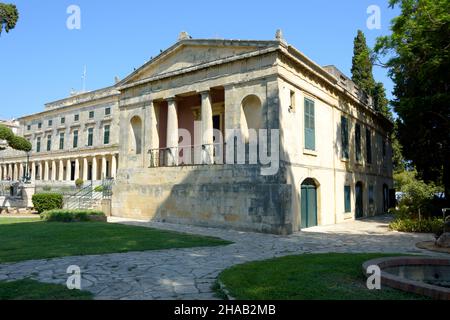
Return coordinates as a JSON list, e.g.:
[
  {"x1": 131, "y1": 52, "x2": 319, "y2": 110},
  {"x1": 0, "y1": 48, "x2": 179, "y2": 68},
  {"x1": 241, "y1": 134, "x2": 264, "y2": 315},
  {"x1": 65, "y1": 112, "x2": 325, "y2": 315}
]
[
  {"x1": 0, "y1": 3, "x2": 18, "y2": 35},
  {"x1": 351, "y1": 30, "x2": 376, "y2": 96},
  {"x1": 0, "y1": 124, "x2": 31, "y2": 152},
  {"x1": 373, "y1": 82, "x2": 391, "y2": 119},
  {"x1": 375, "y1": 0, "x2": 450, "y2": 200}
]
